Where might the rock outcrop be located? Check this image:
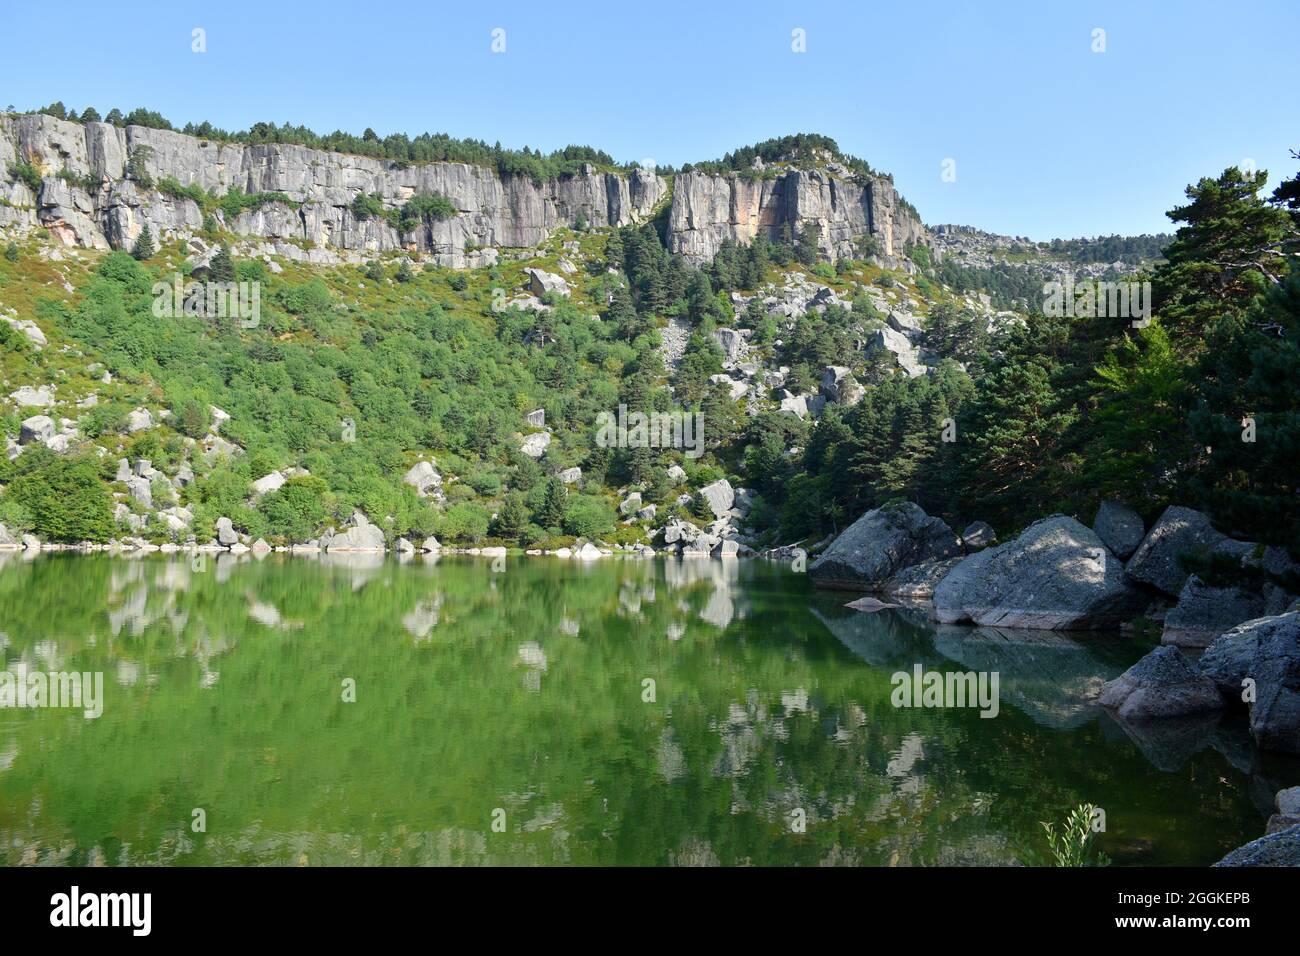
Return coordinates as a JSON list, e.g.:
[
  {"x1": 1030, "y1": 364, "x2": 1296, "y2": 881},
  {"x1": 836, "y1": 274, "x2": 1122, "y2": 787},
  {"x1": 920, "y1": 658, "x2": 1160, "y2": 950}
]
[
  {"x1": 1093, "y1": 500, "x2": 1144, "y2": 560},
  {"x1": 933, "y1": 515, "x2": 1147, "y2": 630},
  {"x1": 1199, "y1": 612, "x2": 1300, "y2": 755},
  {"x1": 1214, "y1": 825, "x2": 1300, "y2": 866},
  {"x1": 1161, "y1": 575, "x2": 1277, "y2": 648},
  {"x1": 1097, "y1": 645, "x2": 1224, "y2": 721},
  {"x1": 324, "y1": 512, "x2": 386, "y2": 552},
  {"x1": 809, "y1": 503, "x2": 961, "y2": 590},
  {"x1": 0, "y1": 113, "x2": 666, "y2": 266},
  {"x1": 1125, "y1": 505, "x2": 1235, "y2": 597},
  {"x1": 666, "y1": 166, "x2": 926, "y2": 266}
]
